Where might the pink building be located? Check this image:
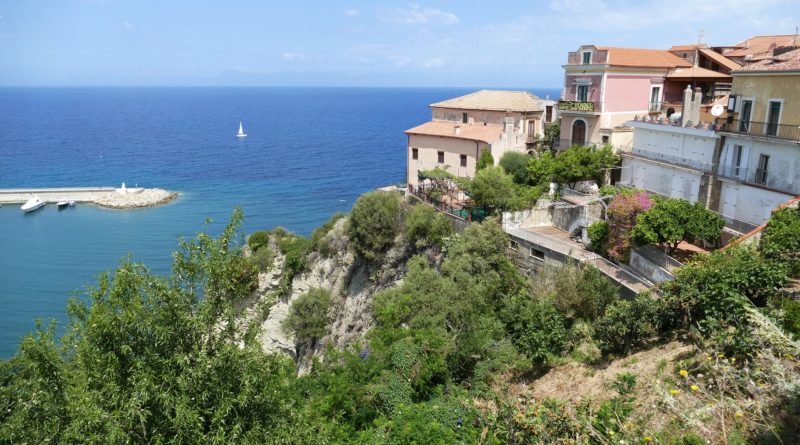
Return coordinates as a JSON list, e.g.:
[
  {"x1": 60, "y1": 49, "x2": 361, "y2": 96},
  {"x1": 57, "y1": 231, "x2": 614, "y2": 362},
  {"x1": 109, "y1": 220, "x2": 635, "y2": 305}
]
[
  {"x1": 405, "y1": 90, "x2": 555, "y2": 187},
  {"x1": 558, "y1": 46, "x2": 694, "y2": 150}
]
